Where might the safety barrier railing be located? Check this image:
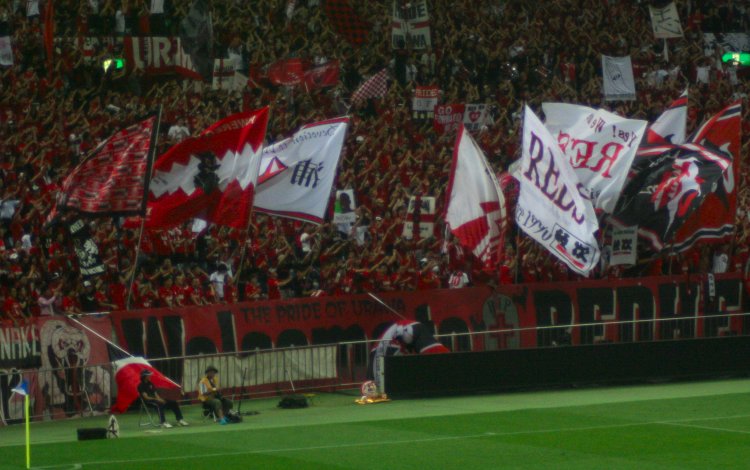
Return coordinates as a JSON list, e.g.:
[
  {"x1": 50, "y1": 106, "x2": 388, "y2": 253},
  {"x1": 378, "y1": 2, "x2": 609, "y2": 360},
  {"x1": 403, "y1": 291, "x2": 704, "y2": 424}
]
[{"x1": 1, "y1": 311, "x2": 748, "y2": 424}]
